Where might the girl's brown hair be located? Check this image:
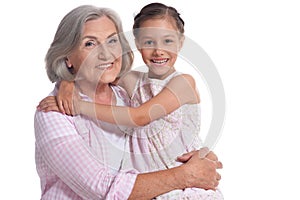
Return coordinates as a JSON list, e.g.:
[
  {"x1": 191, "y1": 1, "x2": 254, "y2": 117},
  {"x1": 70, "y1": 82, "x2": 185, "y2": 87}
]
[{"x1": 133, "y1": 3, "x2": 185, "y2": 38}]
